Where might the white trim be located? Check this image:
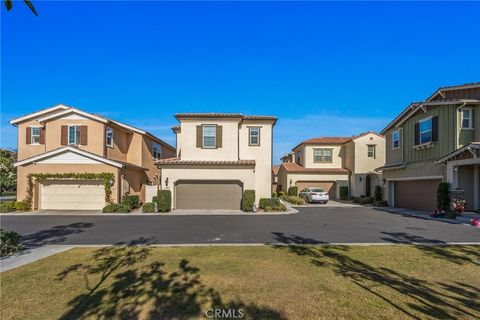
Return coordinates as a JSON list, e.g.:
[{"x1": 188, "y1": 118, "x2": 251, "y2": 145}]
[
  {"x1": 385, "y1": 176, "x2": 443, "y2": 182},
  {"x1": 105, "y1": 127, "x2": 114, "y2": 148},
  {"x1": 202, "y1": 124, "x2": 217, "y2": 149},
  {"x1": 391, "y1": 130, "x2": 400, "y2": 150},
  {"x1": 37, "y1": 108, "x2": 108, "y2": 124},
  {"x1": 109, "y1": 120, "x2": 145, "y2": 135},
  {"x1": 419, "y1": 116, "x2": 433, "y2": 144},
  {"x1": 9, "y1": 104, "x2": 70, "y2": 125},
  {"x1": 14, "y1": 146, "x2": 124, "y2": 168},
  {"x1": 460, "y1": 107, "x2": 473, "y2": 129}
]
